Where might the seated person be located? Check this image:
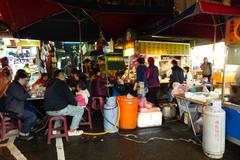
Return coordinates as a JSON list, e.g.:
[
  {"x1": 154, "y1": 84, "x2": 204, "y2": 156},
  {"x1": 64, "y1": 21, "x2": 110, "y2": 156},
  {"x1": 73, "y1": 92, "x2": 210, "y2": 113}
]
[
  {"x1": 75, "y1": 80, "x2": 90, "y2": 106},
  {"x1": 44, "y1": 70, "x2": 84, "y2": 136},
  {"x1": 32, "y1": 73, "x2": 49, "y2": 88},
  {"x1": 5, "y1": 69, "x2": 36, "y2": 140}
]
